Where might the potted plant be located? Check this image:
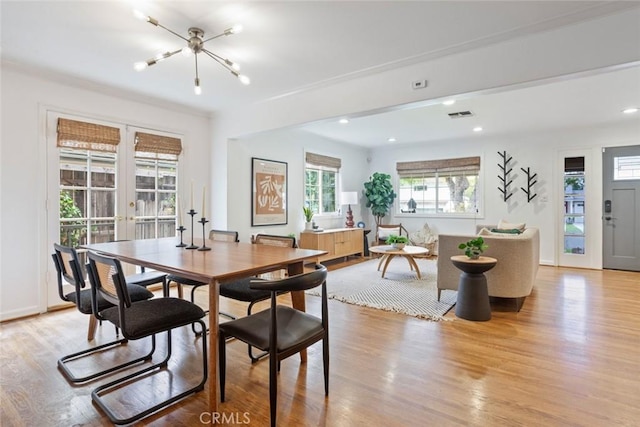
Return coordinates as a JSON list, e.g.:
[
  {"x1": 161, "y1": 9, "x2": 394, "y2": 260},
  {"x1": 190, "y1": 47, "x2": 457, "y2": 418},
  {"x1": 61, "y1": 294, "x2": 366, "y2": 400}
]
[
  {"x1": 303, "y1": 206, "x2": 314, "y2": 230},
  {"x1": 363, "y1": 172, "x2": 397, "y2": 226},
  {"x1": 386, "y1": 234, "x2": 409, "y2": 250},
  {"x1": 458, "y1": 237, "x2": 488, "y2": 259}
]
